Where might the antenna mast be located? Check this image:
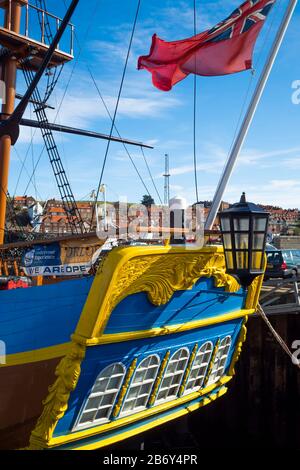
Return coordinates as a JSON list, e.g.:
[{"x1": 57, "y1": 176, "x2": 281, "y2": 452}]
[{"x1": 163, "y1": 153, "x2": 170, "y2": 206}]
